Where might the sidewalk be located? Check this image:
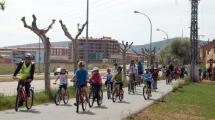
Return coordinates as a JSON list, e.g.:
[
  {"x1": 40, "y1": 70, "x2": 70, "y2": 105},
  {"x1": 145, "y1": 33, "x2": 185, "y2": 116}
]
[{"x1": 0, "y1": 80, "x2": 173, "y2": 120}]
